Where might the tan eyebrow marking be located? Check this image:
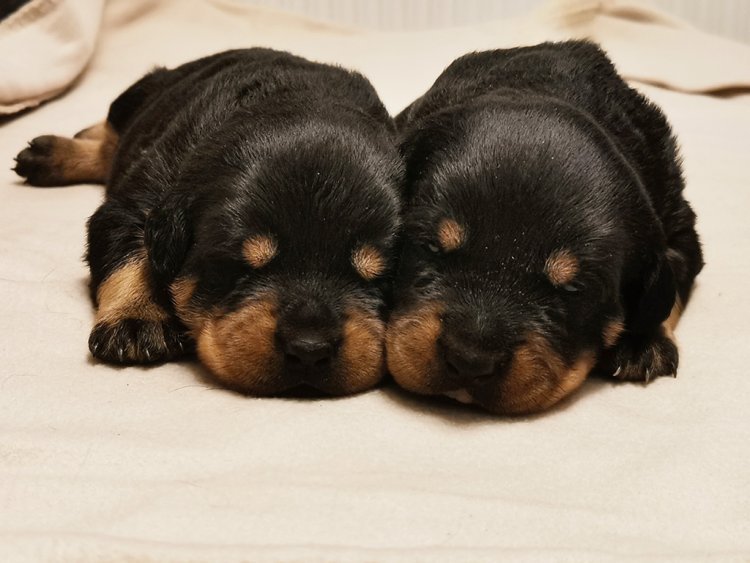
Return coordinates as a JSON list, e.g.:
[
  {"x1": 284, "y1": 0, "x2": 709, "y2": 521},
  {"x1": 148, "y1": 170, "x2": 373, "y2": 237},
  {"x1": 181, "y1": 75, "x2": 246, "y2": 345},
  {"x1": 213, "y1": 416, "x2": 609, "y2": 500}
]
[
  {"x1": 545, "y1": 249, "x2": 579, "y2": 285},
  {"x1": 242, "y1": 235, "x2": 278, "y2": 269},
  {"x1": 352, "y1": 244, "x2": 386, "y2": 280},
  {"x1": 437, "y1": 218, "x2": 466, "y2": 252}
]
